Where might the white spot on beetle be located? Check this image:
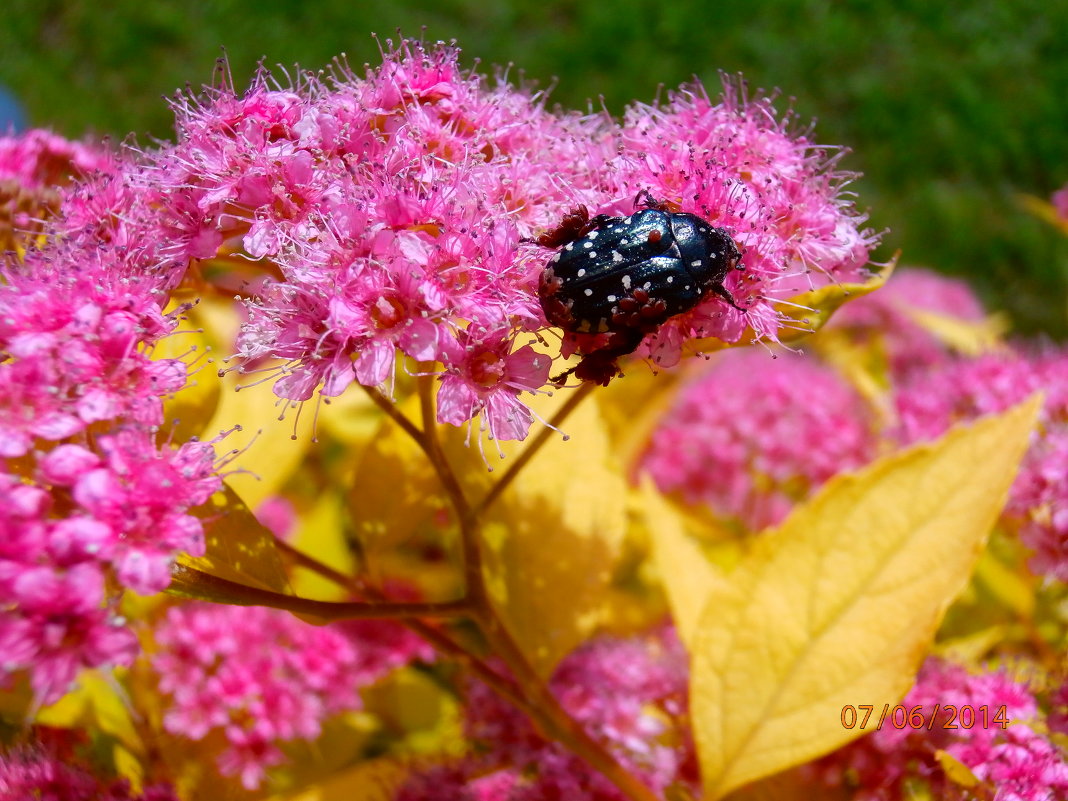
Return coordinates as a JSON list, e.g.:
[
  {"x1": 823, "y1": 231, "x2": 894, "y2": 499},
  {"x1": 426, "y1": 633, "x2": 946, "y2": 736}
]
[
  {"x1": 624, "y1": 217, "x2": 633, "y2": 224},
  {"x1": 691, "y1": 260, "x2": 703, "y2": 267},
  {"x1": 565, "y1": 242, "x2": 574, "y2": 251},
  {"x1": 621, "y1": 274, "x2": 632, "y2": 289},
  {"x1": 643, "y1": 281, "x2": 652, "y2": 290},
  {"x1": 588, "y1": 230, "x2": 599, "y2": 239},
  {"x1": 588, "y1": 251, "x2": 598, "y2": 258},
  {"x1": 612, "y1": 250, "x2": 623, "y2": 262},
  {"x1": 666, "y1": 276, "x2": 674, "y2": 283},
  {"x1": 584, "y1": 288, "x2": 593, "y2": 296},
  {"x1": 583, "y1": 240, "x2": 593, "y2": 248},
  {"x1": 606, "y1": 295, "x2": 617, "y2": 302},
  {"x1": 551, "y1": 253, "x2": 561, "y2": 263},
  {"x1": 576, "y1": 268, "x2": 587, "y2": 278}
]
